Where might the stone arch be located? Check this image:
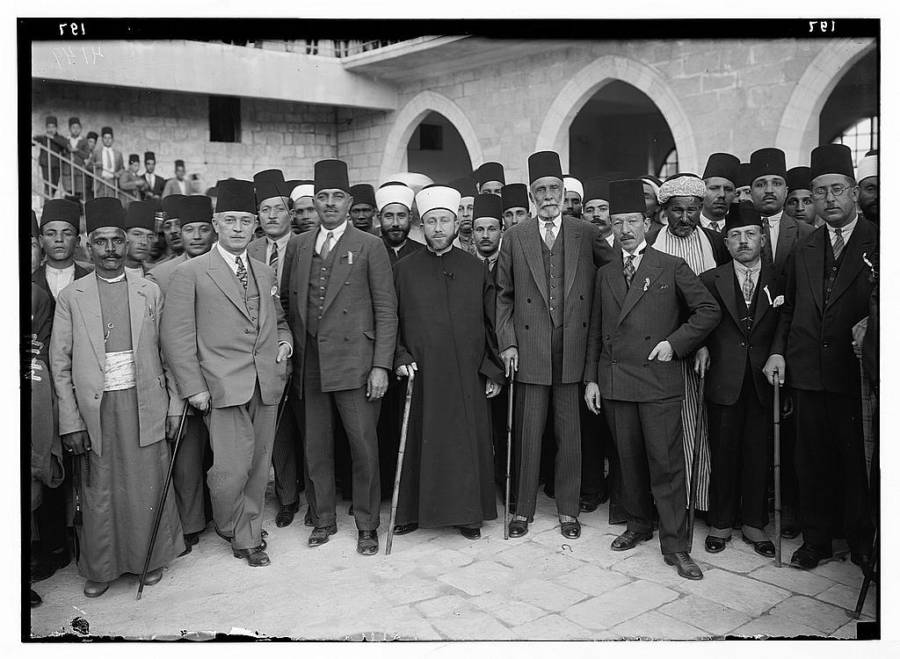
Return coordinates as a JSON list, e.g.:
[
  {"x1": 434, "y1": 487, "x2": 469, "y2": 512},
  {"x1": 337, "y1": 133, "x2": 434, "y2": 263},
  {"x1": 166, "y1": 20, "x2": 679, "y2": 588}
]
[
  {"x1": 378, "y1": 91, "x2": 483, "y2": 183},
  {"x1": 535, "y1": 55, "x2": 700, "y2": 173},
  {"x1": 776, "y1": 38, "x2": 876, "y2": 165}
]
